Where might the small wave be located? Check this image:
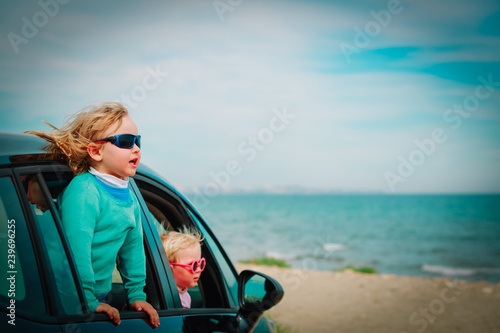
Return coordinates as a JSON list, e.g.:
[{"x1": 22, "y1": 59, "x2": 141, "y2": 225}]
[
  {"x1": 265, "y1": 251, "x2": 296, "y2": 260},
  {"x1": 322, "y1": 243, "x2": 346, "y2": 252},
  {"x1": 422, "y1": 264, "x2": 500, "y2": 277}
]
